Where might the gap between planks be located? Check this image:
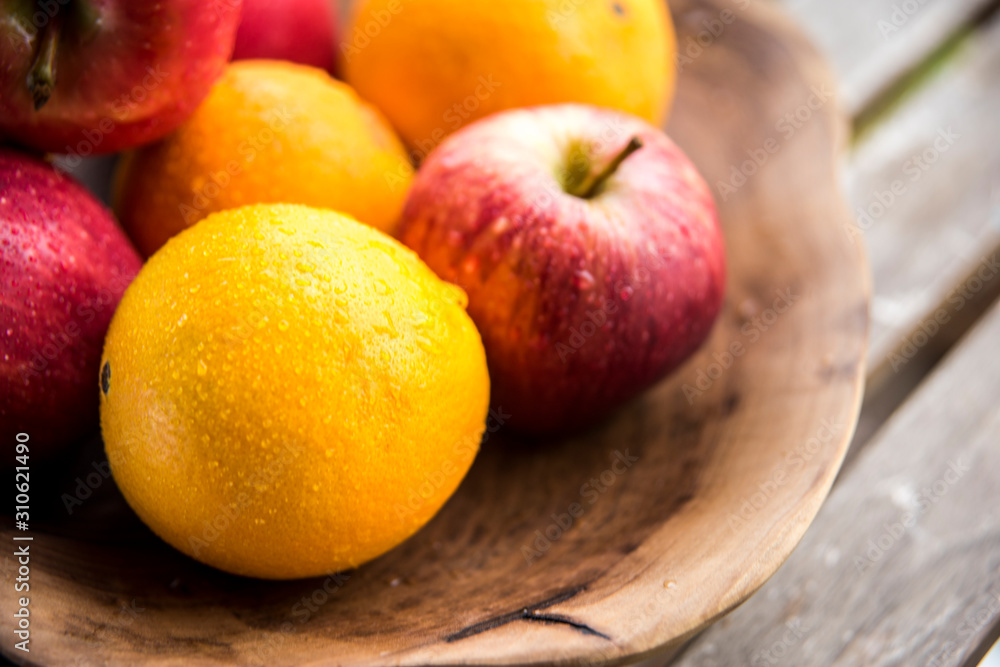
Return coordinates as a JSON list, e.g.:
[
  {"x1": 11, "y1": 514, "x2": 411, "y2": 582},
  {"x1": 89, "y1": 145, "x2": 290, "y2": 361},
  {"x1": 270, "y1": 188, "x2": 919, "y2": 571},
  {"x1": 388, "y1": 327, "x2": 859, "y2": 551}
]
[{"x1": 837, "y1": 6, "x2": 1000, "y2": 472}]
